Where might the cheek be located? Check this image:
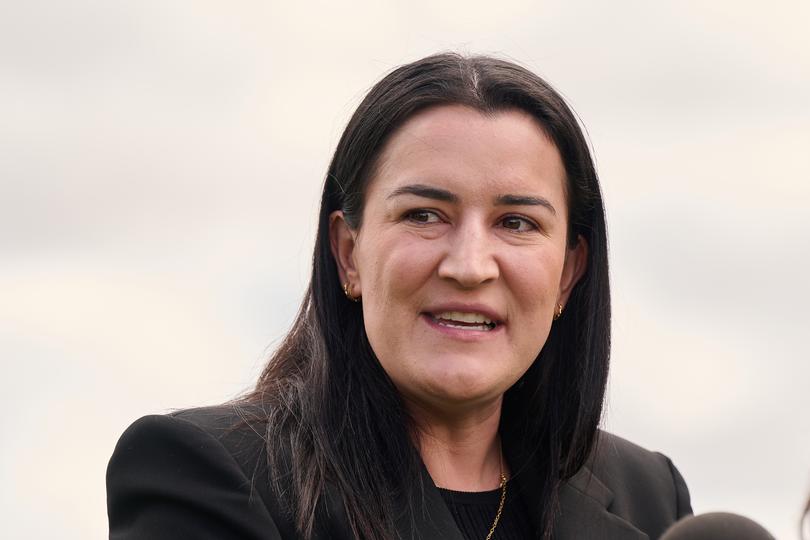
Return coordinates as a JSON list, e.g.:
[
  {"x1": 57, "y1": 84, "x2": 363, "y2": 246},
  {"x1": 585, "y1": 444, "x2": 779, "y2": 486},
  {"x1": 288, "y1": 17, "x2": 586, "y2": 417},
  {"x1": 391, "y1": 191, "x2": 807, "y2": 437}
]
[
  {"x1": 357, "y1": 236, "x2": 438, "y2": 350},
  {"x1": 360, "y1": 235, "x2": 437, "y2": 299},
  {"x1": 504, "y1": 249, "x2": 565, "y2": 309},
  {"x1": 358, "y1": 237, "x2": 439, "y2": 383},
  {"x1": 500, "y1": 249, "x2": 565, "y2": 363}
]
